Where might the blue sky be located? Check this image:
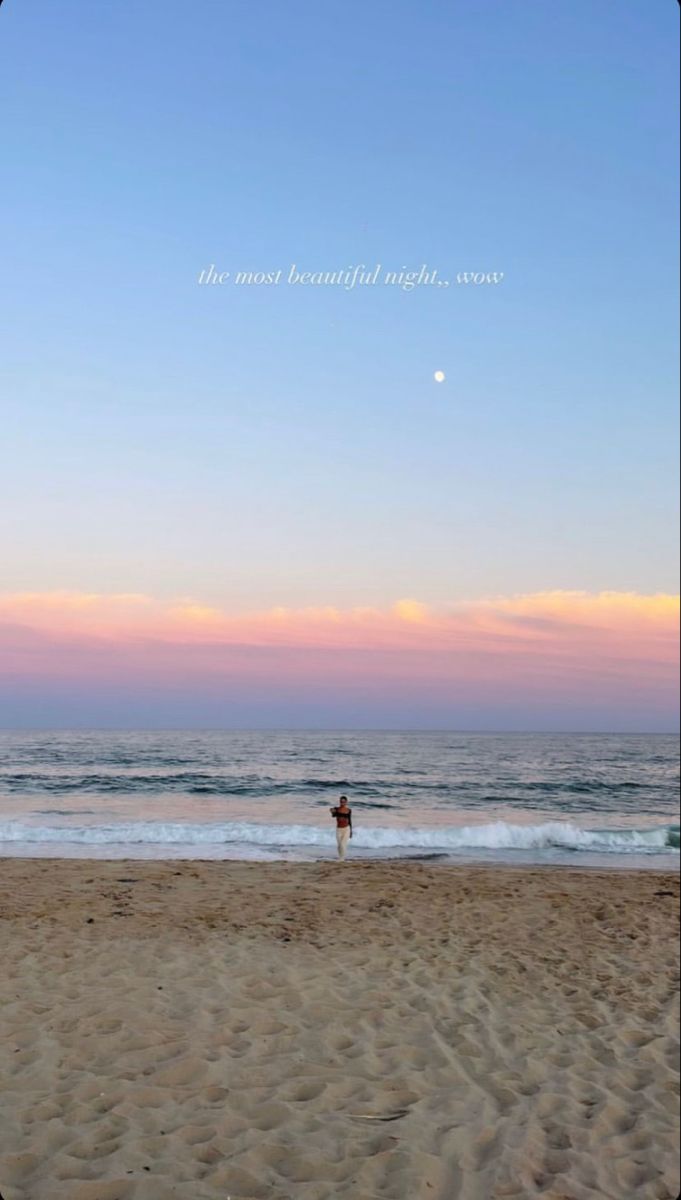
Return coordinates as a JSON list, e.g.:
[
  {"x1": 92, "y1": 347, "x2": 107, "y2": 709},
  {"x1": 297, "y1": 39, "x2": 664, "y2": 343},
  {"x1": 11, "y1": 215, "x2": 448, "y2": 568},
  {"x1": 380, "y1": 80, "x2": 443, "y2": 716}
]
[{"x1": 0, "y1": 2, "x2": 678, "y2": 733}]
